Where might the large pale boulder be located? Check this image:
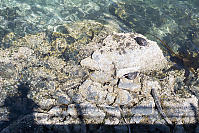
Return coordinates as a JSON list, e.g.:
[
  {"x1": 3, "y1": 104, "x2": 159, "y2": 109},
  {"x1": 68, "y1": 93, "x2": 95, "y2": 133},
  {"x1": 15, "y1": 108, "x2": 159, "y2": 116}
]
[{"x1": 81, "y1": 32, "x2": 168, "y2": 78}]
